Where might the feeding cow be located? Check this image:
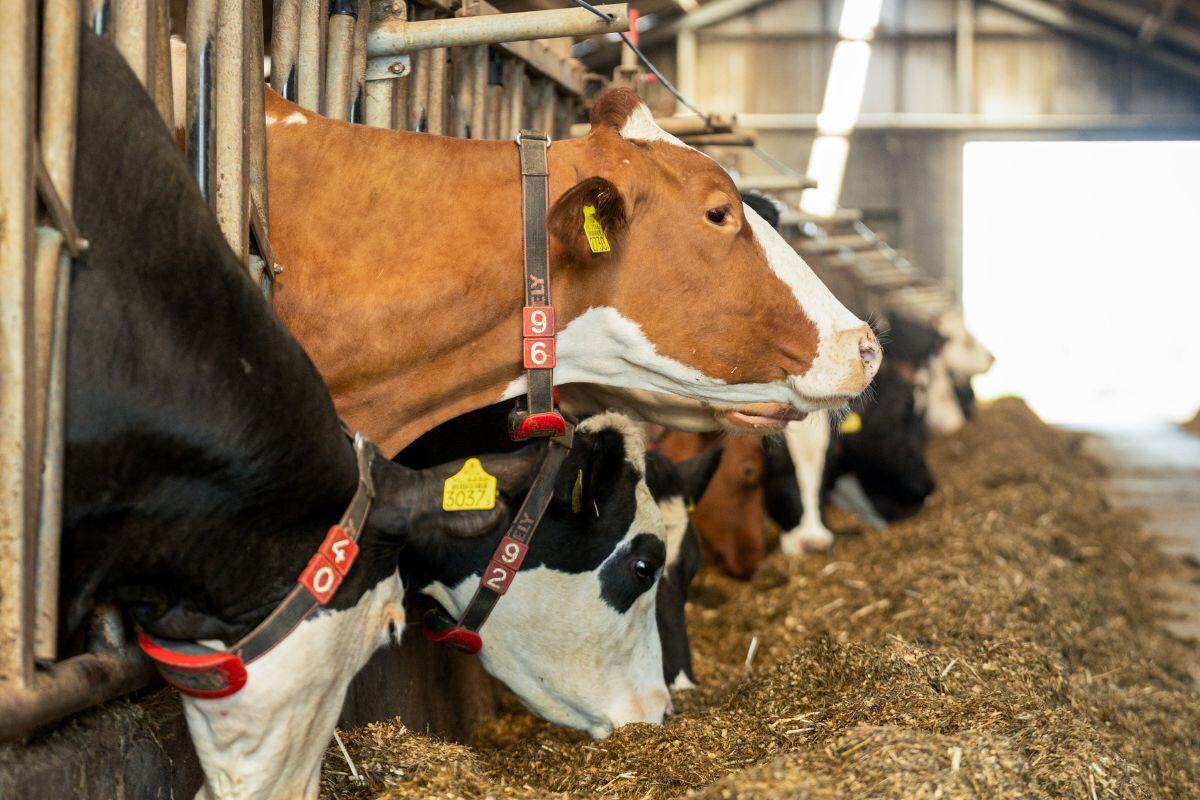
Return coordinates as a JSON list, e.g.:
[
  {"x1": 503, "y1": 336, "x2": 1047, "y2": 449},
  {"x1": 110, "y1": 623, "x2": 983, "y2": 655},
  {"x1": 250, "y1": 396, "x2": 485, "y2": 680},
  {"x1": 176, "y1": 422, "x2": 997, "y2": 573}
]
[
  {"x1": 933, "y1": 309, "x2": 995, "y2": 426},
  {"x1": 397, "y1": 402, "x2": 721, "y2": 695},
  {"x1": 265, "y1": 88, "x2": 881, "y2": 453},
  {"x1": 67, "y1": 32, "x2": 671, "y2": 799}
]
